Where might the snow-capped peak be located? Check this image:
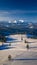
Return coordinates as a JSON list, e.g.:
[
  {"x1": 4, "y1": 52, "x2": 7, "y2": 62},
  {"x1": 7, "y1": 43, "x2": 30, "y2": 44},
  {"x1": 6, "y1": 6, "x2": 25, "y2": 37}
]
[{"x1": 19, "y1": 20, "x2": 24, "y2": 23}]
